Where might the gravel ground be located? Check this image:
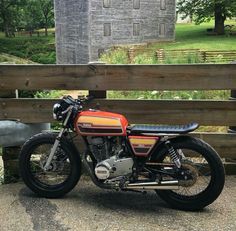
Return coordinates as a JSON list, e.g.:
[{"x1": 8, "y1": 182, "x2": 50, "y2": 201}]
[{"x1": 0, "y1": 176, "x2": 236, "y2": 231}]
